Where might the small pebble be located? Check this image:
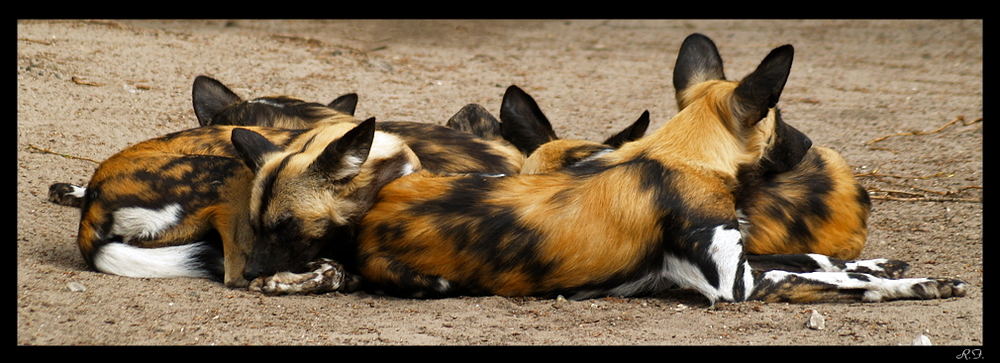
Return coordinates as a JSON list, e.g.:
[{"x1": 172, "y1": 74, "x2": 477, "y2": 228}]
[
  {"x1": 912, "y1": 334, "x2": 933, "y2": 346},
  {"x1": 807, "y1": 309, "x2": 825, "y2": 330},
  {"x1": 67, "y1": 281, "x2": 86, "y2": 292}
]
